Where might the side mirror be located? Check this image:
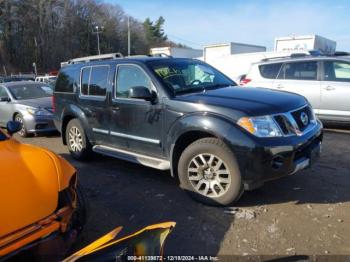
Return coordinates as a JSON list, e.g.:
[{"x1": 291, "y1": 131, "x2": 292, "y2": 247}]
[
  {"x1": 129, "y1": 86, "x2": 155, "y2": 101},
  {"x1": 6, "y1": 121, "x2": 22, "y2": 136},
  {"x1": 0, "y1": 97, "x2": 10, "y2": 102}
]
